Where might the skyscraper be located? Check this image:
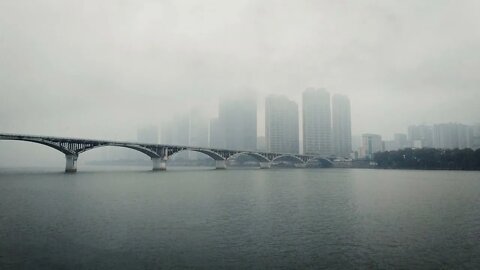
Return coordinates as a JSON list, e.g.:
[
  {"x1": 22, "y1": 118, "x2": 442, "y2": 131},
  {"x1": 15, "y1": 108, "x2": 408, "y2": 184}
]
[
  {"x1": 408, "y1": 125, "x2": 433, "y2": 148},
  {"x1": 302, "y1": 88, "x2": 331, "y2": 156},
  {"x1": 257, "y1": 136, "x2": 266, "y2": 152},
  {"x1": 433, "y1": 123, "x2": 471, "y2": 149},
  {"x1": 360, "y1": 134, "x2": 383, "y2": 159},
  {"x1": 394, "y1": 133, "x2": 408, "y2": 149},
  {"x1": 161, "y1": 113, "x2": 208, "y2": 160},
  {"x1": 218, "y1": 95, "x2": 257, "y2": 151},
  {"x1": 384, "y1": 133, "x2": 408, "y2": 151},
  {"x1": 331, "y1": 94, "x2": 352, "y2": 157},
  {"x1": 471, "y1": 124, "x2": 480, "y2": 150},
  {"x1": 188, "y1": 109, "x2": 209, "y2": 160},
  {"x1": 265, "y1": 95, "x2": 299, "y2": 154}
]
